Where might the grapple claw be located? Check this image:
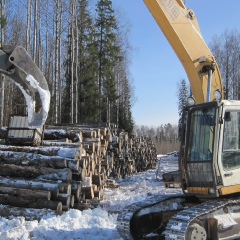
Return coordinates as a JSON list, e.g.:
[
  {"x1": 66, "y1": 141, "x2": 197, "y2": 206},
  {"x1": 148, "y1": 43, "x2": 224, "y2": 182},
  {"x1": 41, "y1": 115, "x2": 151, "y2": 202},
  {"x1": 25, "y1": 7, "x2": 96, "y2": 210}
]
[{"x1": 0, "y1": 46, "x2": 50, "y2": 128}]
